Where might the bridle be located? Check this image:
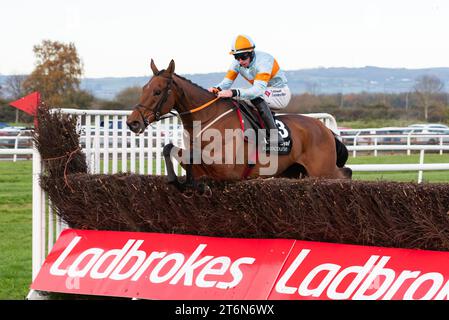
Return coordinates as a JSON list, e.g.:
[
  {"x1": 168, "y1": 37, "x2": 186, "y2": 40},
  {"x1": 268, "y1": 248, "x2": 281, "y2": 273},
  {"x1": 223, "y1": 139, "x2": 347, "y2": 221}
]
[
  {"x1": 133, "y1": 76, "x2": 174, "y2": 126},
  {"x1": 132, "y1": 75, "x2": 222, "y2": 128}
]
